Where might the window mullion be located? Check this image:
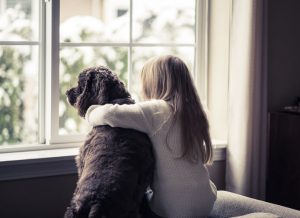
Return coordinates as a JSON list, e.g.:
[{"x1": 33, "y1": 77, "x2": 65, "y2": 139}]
[
  {"x1": 195, "y1": 0, "x2": 208, "y2": 104},
  {"x1": 59, "y1": 42, "x2": 196, "y2": 47},
  {"x1": 45, "y1": 0, "x2": 60, "y2": 144},
  {"x1": 39, "y1": 0, "x2": 46, "y2": 144},
  {"x1": 128, "y1": 0, "x2": 133, "y2": 92},
  {"x1": 0, "y1": 41, "x2": 39, "y2": 45}
]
